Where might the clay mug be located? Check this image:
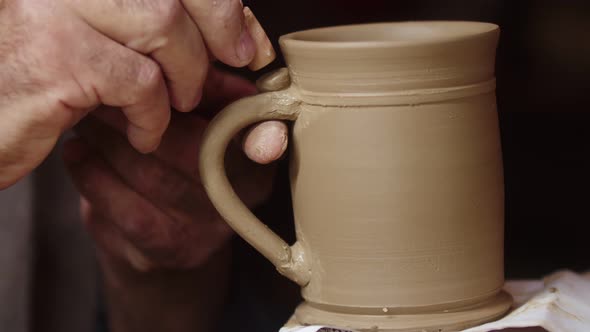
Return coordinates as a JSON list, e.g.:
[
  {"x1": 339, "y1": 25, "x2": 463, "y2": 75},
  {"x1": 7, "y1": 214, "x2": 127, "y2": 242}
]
[{"x1": 199, "y1": 22, "x2": 512, "y2": 331}]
